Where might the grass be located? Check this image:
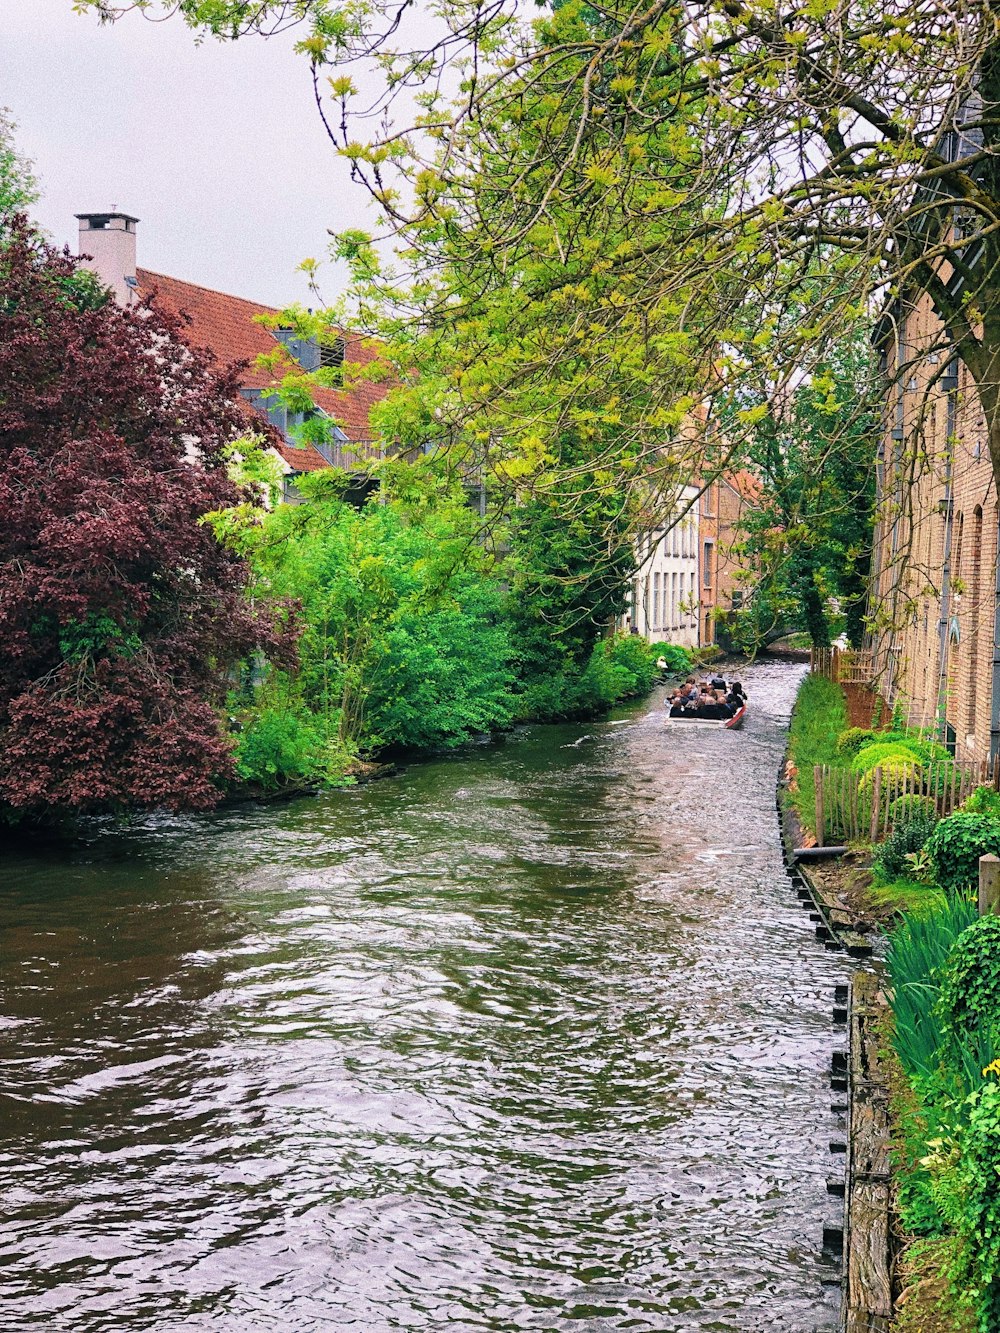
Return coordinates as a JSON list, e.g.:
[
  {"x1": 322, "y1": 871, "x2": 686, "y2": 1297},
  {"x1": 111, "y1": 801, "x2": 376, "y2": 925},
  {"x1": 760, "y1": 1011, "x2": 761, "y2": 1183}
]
[
  {"x1": 869, "y1": 877, "x2": 947, "y2": 919},
  {"x1": 787, "y1": 673, "x2": 849, "y2": 834}
]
